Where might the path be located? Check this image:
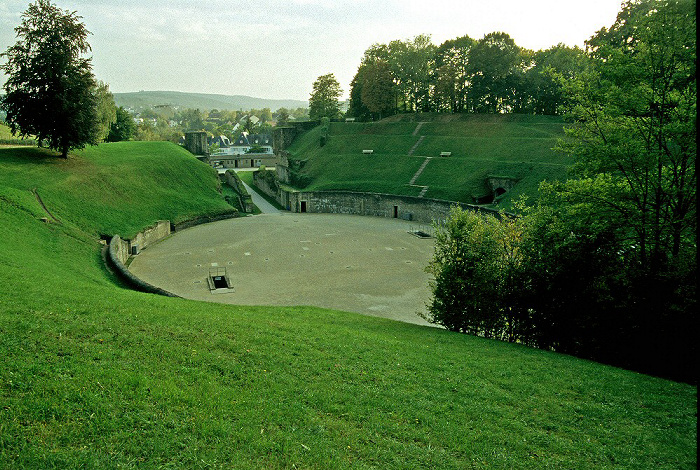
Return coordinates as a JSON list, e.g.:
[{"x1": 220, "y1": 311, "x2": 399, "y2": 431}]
[{"x1": 238, "y1": 178, "x2": 281, "y2": 214}]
